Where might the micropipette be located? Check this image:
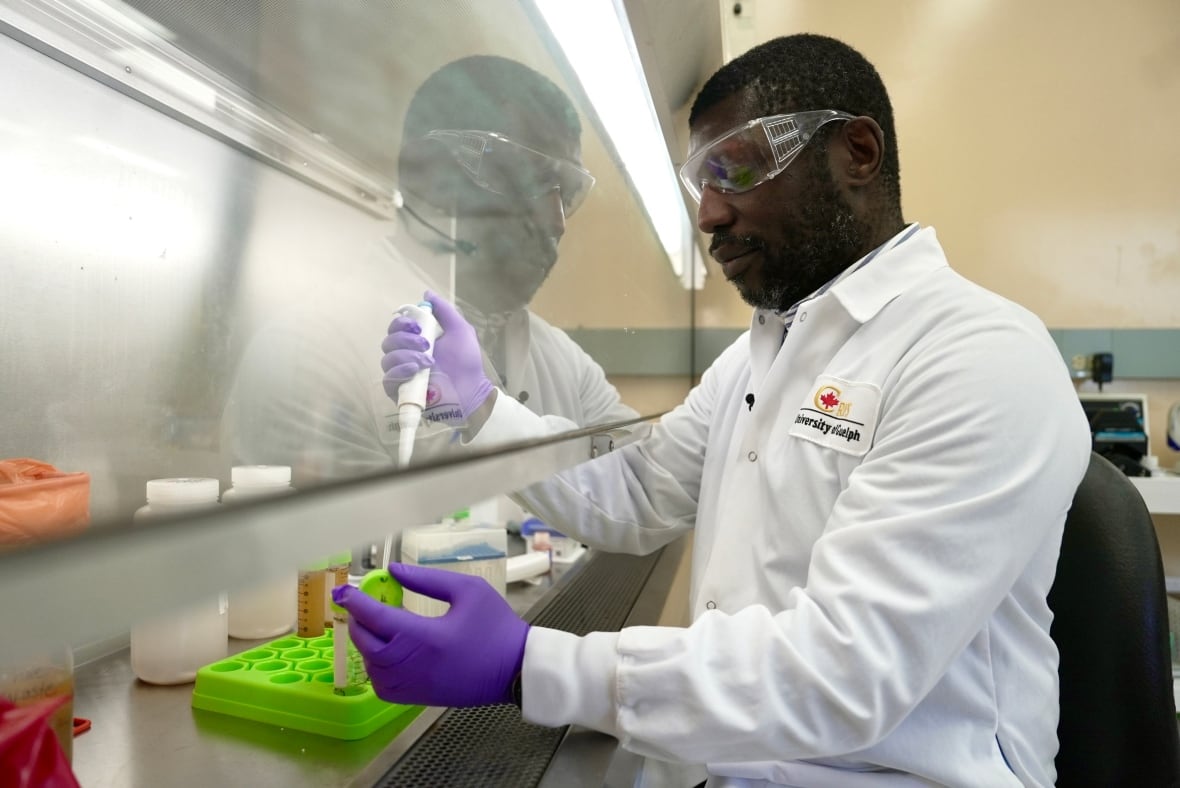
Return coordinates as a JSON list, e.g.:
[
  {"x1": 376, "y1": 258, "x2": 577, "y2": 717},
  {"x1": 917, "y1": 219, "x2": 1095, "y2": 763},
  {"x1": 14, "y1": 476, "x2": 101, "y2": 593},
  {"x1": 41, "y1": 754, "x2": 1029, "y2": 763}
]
[{"x1": 394, "y1": 300, "x2": 444, "y2": 468}]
